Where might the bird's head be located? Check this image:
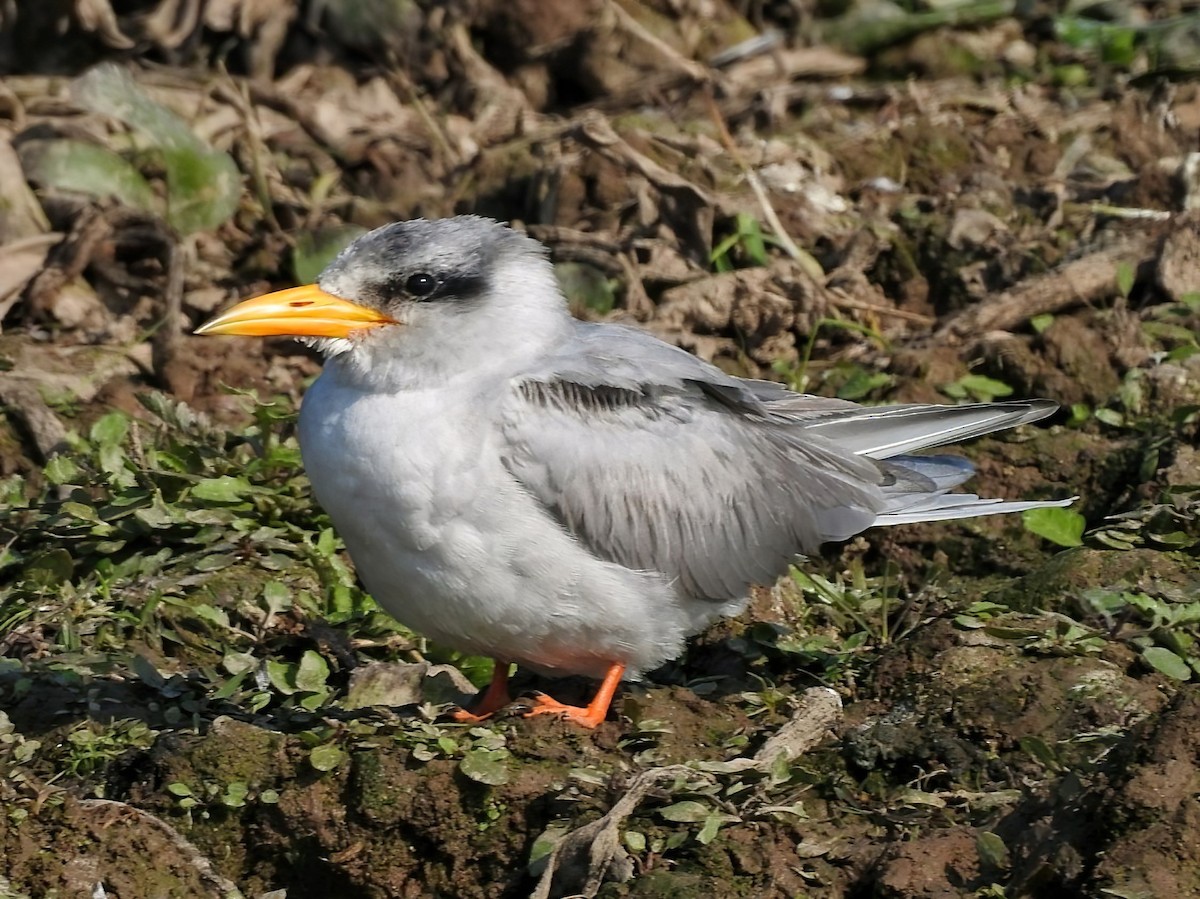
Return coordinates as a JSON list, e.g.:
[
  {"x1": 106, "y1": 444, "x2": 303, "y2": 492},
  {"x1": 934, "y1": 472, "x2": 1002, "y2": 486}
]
[{"x1": 196, "y1": 216, "x2": 569, "y2": 387}]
